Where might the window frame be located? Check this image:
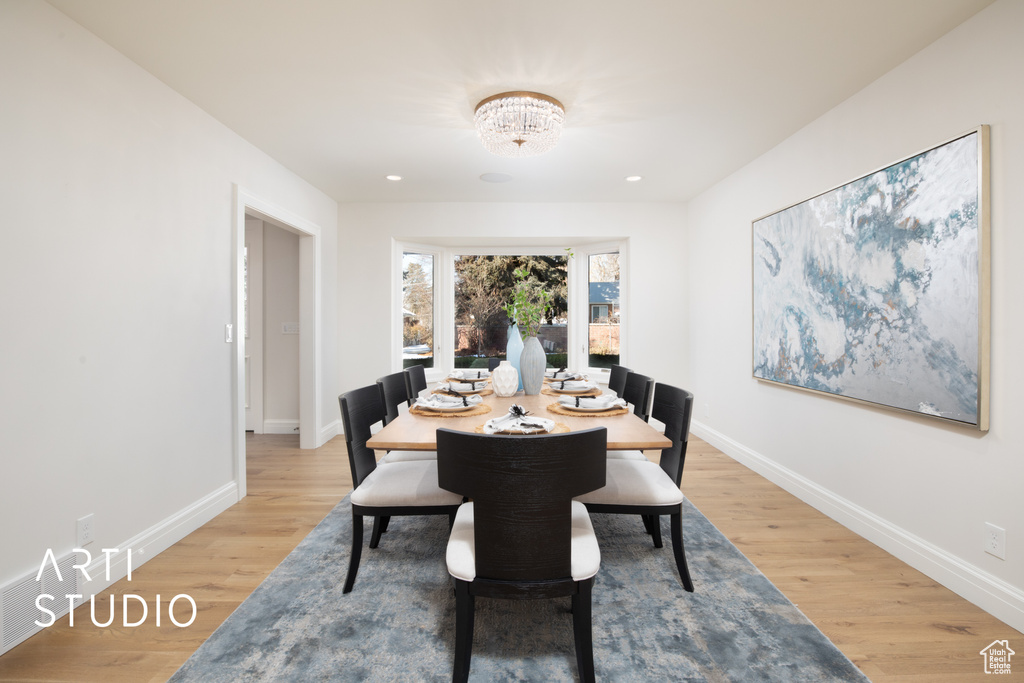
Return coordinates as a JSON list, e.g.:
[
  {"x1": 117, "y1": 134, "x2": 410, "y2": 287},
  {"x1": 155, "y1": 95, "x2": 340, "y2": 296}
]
[
  {"x1": 393, "y1": 239, "x2": 627, "y2": 382},
  {"x1": 394, "y1": 242, "x2": 443, "y2": 378},
  {"x1": 572, "y1": 240, "x2": 627, "y2": 378}
]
